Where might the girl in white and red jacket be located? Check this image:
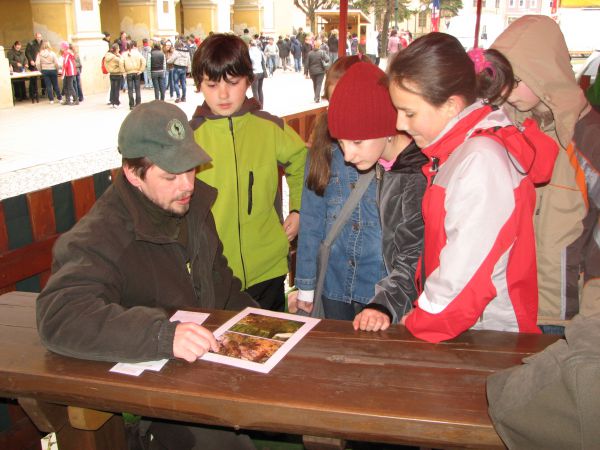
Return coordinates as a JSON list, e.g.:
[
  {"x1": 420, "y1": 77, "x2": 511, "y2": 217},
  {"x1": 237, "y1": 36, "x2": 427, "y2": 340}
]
[
  {"x1": 59, "y1": 41, "x2": 78, "y2": 105},
  {"x1": 353, "y1": 33, "x2": 559, "y2": 343}
]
